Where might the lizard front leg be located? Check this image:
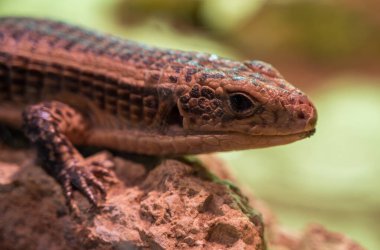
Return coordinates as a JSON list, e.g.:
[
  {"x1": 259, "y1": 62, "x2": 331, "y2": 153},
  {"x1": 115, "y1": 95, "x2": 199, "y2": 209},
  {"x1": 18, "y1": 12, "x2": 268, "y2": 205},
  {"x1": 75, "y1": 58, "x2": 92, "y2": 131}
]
[{"x1": 22, "y1": 101, "x2": 117, "y2": 214}]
